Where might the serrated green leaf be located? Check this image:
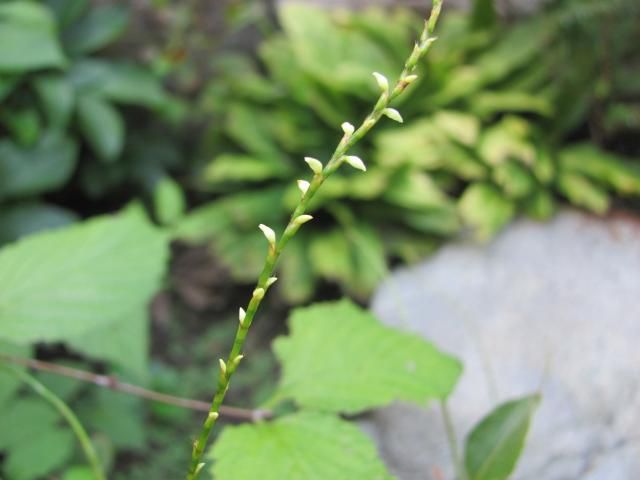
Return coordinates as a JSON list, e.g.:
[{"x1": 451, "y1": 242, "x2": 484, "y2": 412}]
[
  {"x1": 459, "y1": 183, "x2": 515, "y2": 240},
  {"x1": 62, "y1": 4, "x2": 129, "y2": 55},
  {"x1": 465, "y1": 394, "x2": 540, "y2": 480},
  {"x1": 210, "y1": 412, "x2": 393, "y2": 480},
  {"x1": 77, "y1": 94, "x2": 124, "y2": 162},
  {"x1": 274, "y1": 300, "x2": 462, "y2": 413},
  {"x1": 0, "y1": 208, "x2": 168, "y2": 345},
  {"x1": 0, "y1": 1, "x2": 66, "y2": 72},
  {"x1": 0, "y1": 132, "x2": 77, "y2": 200}
]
